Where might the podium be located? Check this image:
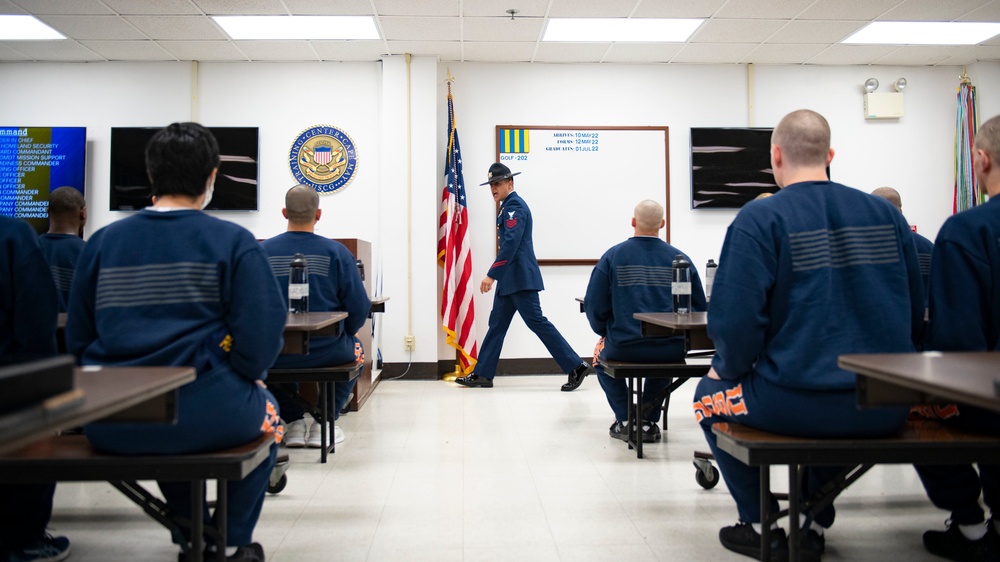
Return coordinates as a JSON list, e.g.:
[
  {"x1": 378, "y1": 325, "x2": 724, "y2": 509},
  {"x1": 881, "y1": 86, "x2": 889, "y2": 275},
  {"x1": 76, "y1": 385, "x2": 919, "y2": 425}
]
[{"x1": 334, "y1": 238, "x2": 376, "y2": 411}]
